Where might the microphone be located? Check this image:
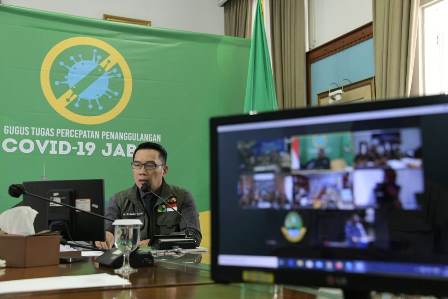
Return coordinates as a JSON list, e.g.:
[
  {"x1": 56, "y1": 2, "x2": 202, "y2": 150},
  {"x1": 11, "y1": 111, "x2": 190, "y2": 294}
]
[
  {"x1": 8, "y1": 183, "x2": 114, "y2": 222},
  {"x1": 8, "y1": 184, "x2": 25, "y2": 198},
  {"x1": 141, "y1": 182, "x2": 183, "y2": 218},
  {"x1": 141, "y1": 182, "x2": 197, "y2": 249}
]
